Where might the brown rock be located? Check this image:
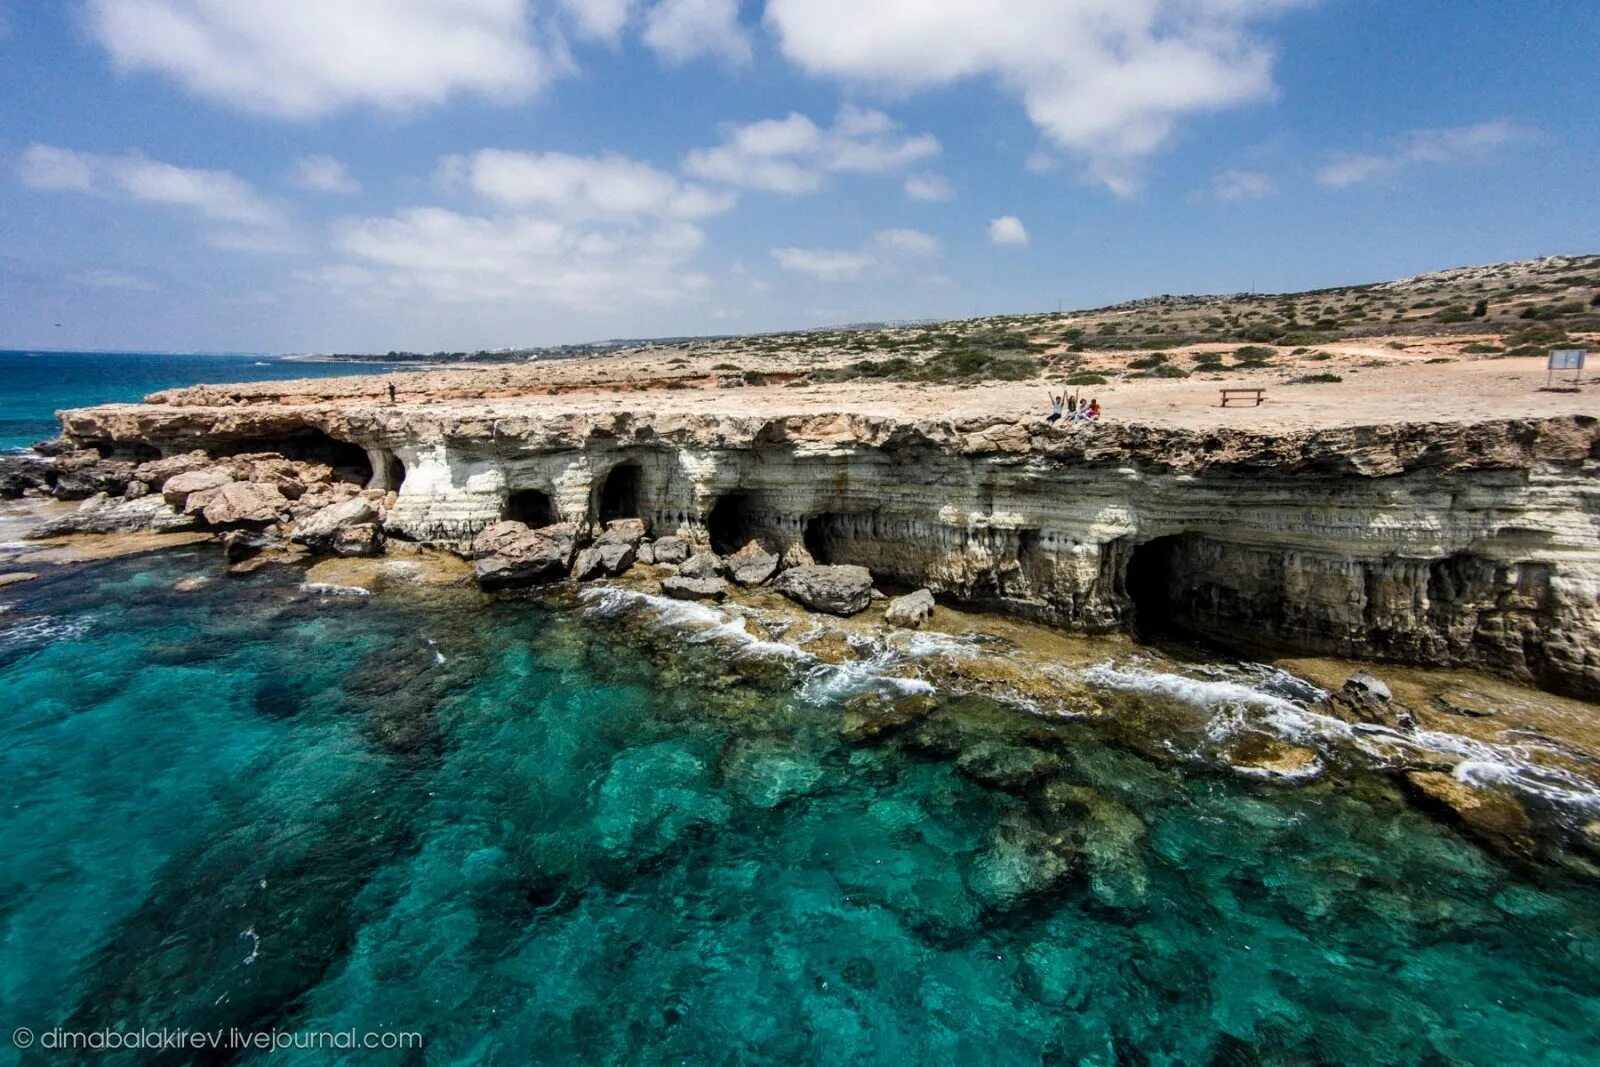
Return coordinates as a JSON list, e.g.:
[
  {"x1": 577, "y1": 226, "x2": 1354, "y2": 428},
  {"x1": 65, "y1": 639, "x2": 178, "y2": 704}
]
[
  {"x1": 0, "y1": 572, "x2": 39, "y2": 587},
  {"x1": 1404, "y1": 770, "x2": 1536, "y2": 860},
  {"x1": 163, "y1": 468, "x2": 234, "y2": 508},
  {"x1": 202, "y1": 482, "x2": 290, "y2": 526},
  {"x1": 727, "y1": 540, "x2": 779, "y2": 586}
]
